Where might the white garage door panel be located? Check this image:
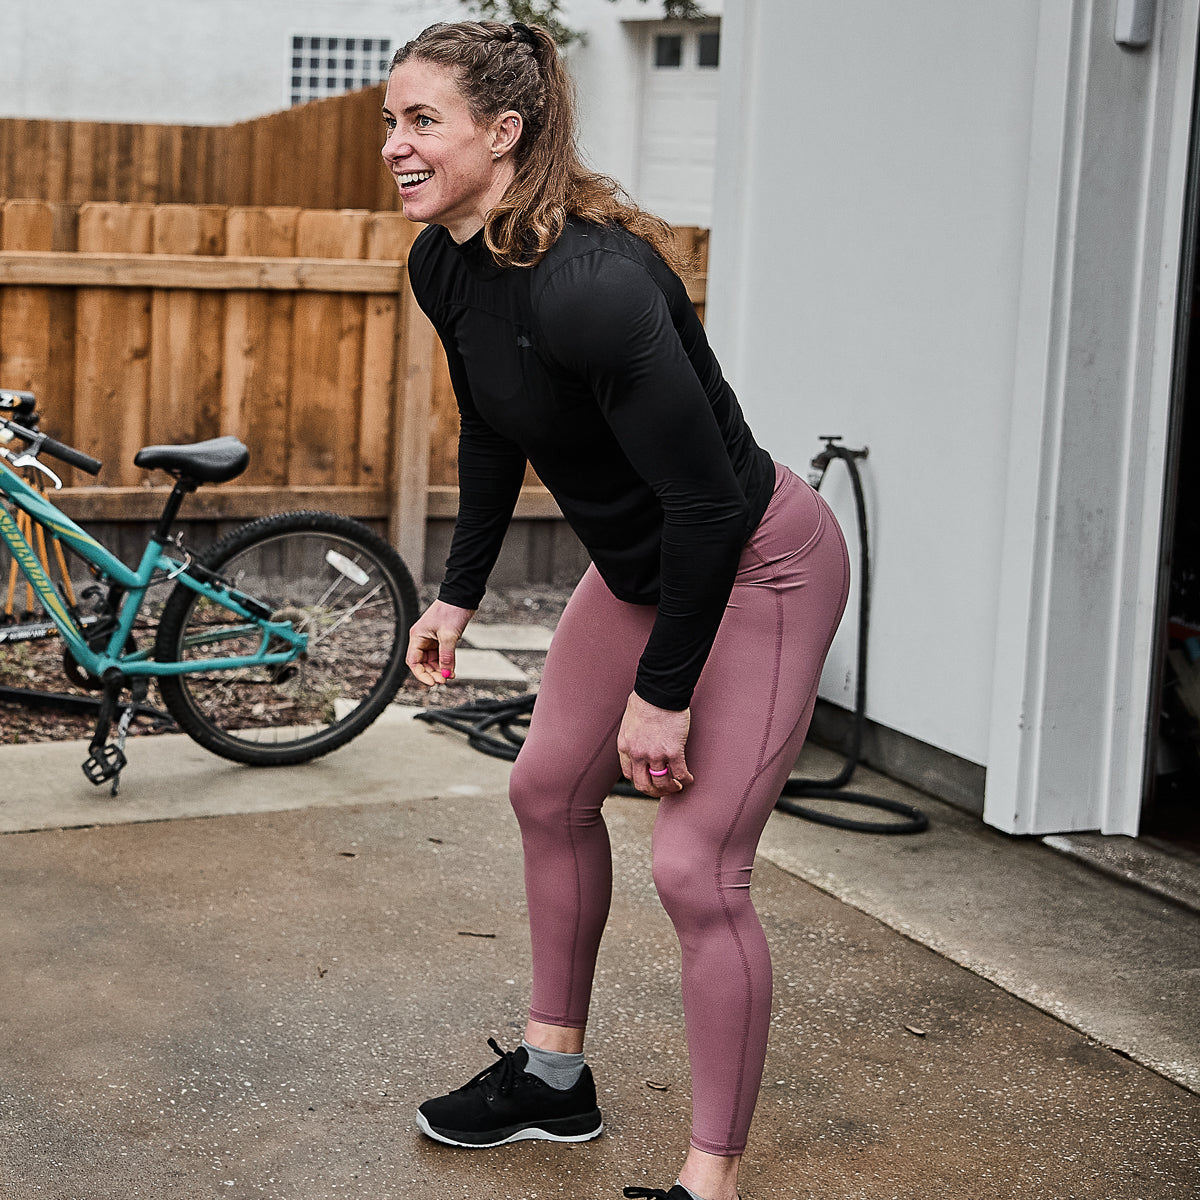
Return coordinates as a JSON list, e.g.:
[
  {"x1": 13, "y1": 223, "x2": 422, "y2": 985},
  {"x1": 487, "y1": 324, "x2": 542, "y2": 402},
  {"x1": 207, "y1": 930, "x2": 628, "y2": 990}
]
[{"x1": 635, "y1": 22, "x2": 720, "y2": 226}]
